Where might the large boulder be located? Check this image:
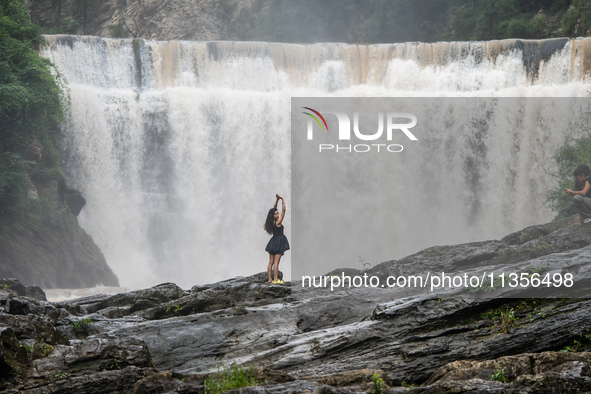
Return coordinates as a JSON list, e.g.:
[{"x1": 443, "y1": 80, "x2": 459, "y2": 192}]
[{"x1": 0, "y1": 139, "x2": 118, "y2": 289}]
